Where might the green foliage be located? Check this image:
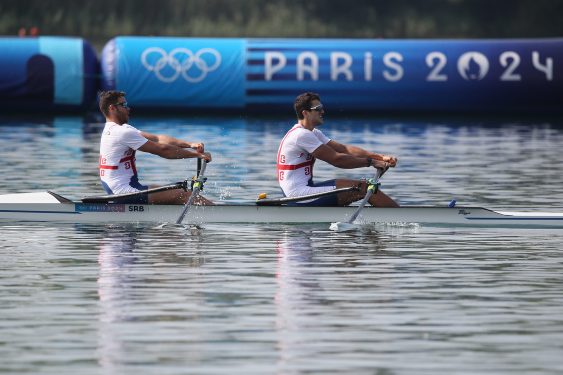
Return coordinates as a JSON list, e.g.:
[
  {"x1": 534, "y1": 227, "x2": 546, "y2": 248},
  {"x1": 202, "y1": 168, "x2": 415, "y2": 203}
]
[{"x1": 2, "y1": 0, "x2": 563, "y2": 50}]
